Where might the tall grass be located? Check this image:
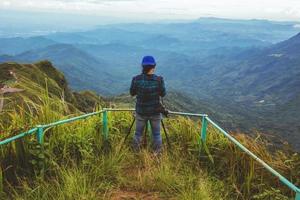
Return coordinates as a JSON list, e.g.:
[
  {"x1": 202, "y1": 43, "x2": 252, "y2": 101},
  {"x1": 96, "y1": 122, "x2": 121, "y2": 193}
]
[
  {"x1": 199, "y1": 123, "x2": 300, "y2": 199},
  {"x1": 0, "y1": 79, "x2": 299, "y2": 199}
]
